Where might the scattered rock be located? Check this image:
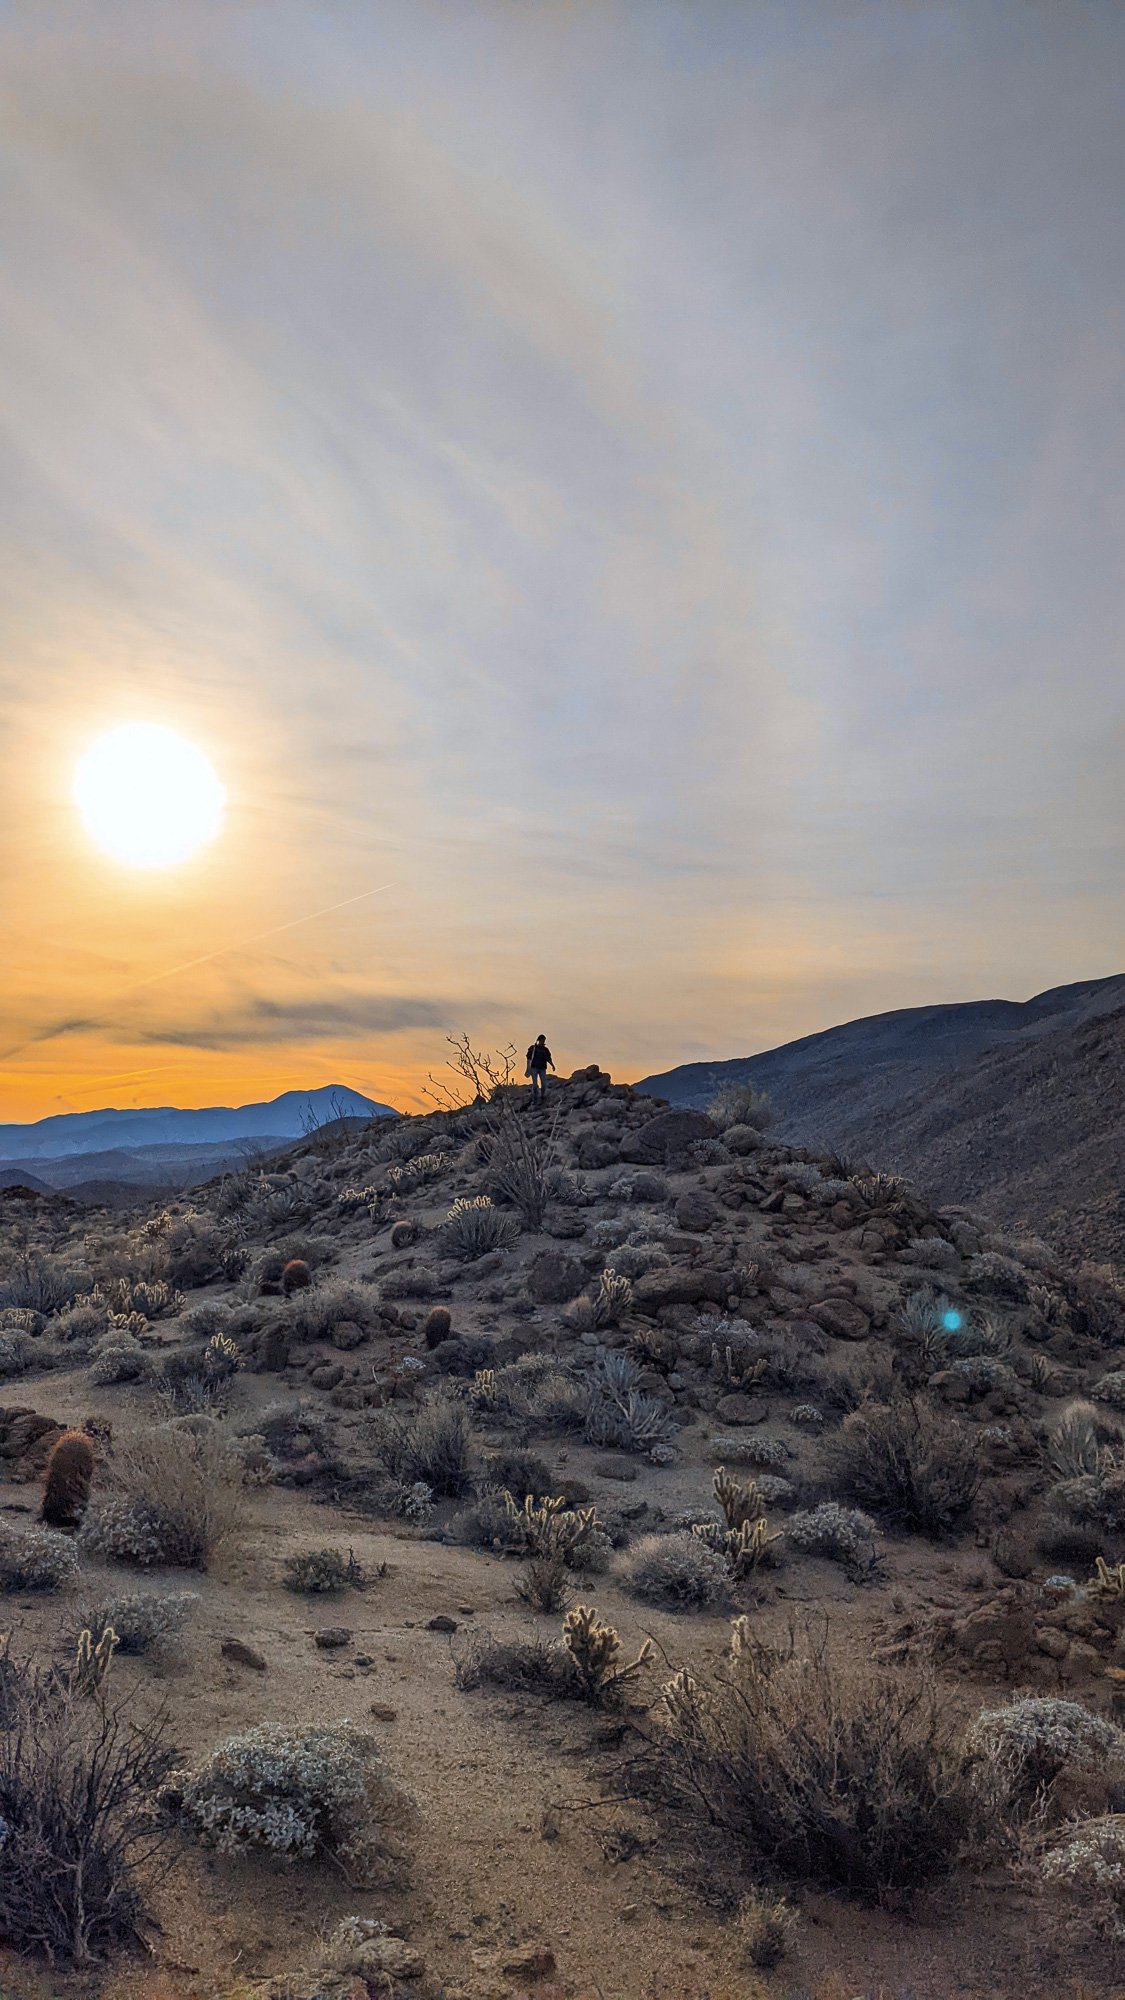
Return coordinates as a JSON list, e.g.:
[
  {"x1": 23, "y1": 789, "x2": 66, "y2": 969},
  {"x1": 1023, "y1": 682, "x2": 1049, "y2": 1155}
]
[
  {"x1": 628, "y1": 1108, "x2": 715, "y2": 1164},
  {"x1": 527, "y1": 1249, "x2": 586, "y2": 1304},
  {"x1": 314, "y1": 1627, "x2": 352, "y2": 1649},
  {"x1": 714, "y1": 1393, "x2": 768, "y2": 1426},
  {"x1": 808, "y1": 1297, "x2": 872, "y2": 1342},
  {"x1": 674, "y1": 1188, "x2": 719, "y2": 1232},
  {"x1": 0, "y1": 1408, "x2": 63, "y2": 1479},
  {"x1": 220, "y1": 1638, "x2": 268, "y2": 1672},
  {"x1": 370, "y1": 1703, "x2": 398, "y2": 1721},
  {"x1": 426, "y1": 1614, "x2": 458, "y2": 1633}
]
